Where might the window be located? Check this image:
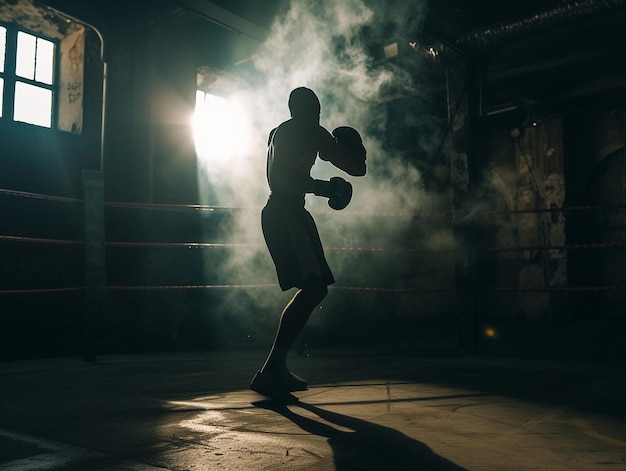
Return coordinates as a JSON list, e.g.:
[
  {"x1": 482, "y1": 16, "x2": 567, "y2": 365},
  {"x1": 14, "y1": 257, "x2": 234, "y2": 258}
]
[
  {"x1": 0, "y1": 25, "x2": 5, "y2": 118},
  {"x1": 193, "y1": 90, "x2": 250, "y2": 161},
  {"x1": 193, "y1": 91, "x2": 229, "y2": 159},
  {"x1": 0, "y1": 24, "x2": 56, "y2": 127}
]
